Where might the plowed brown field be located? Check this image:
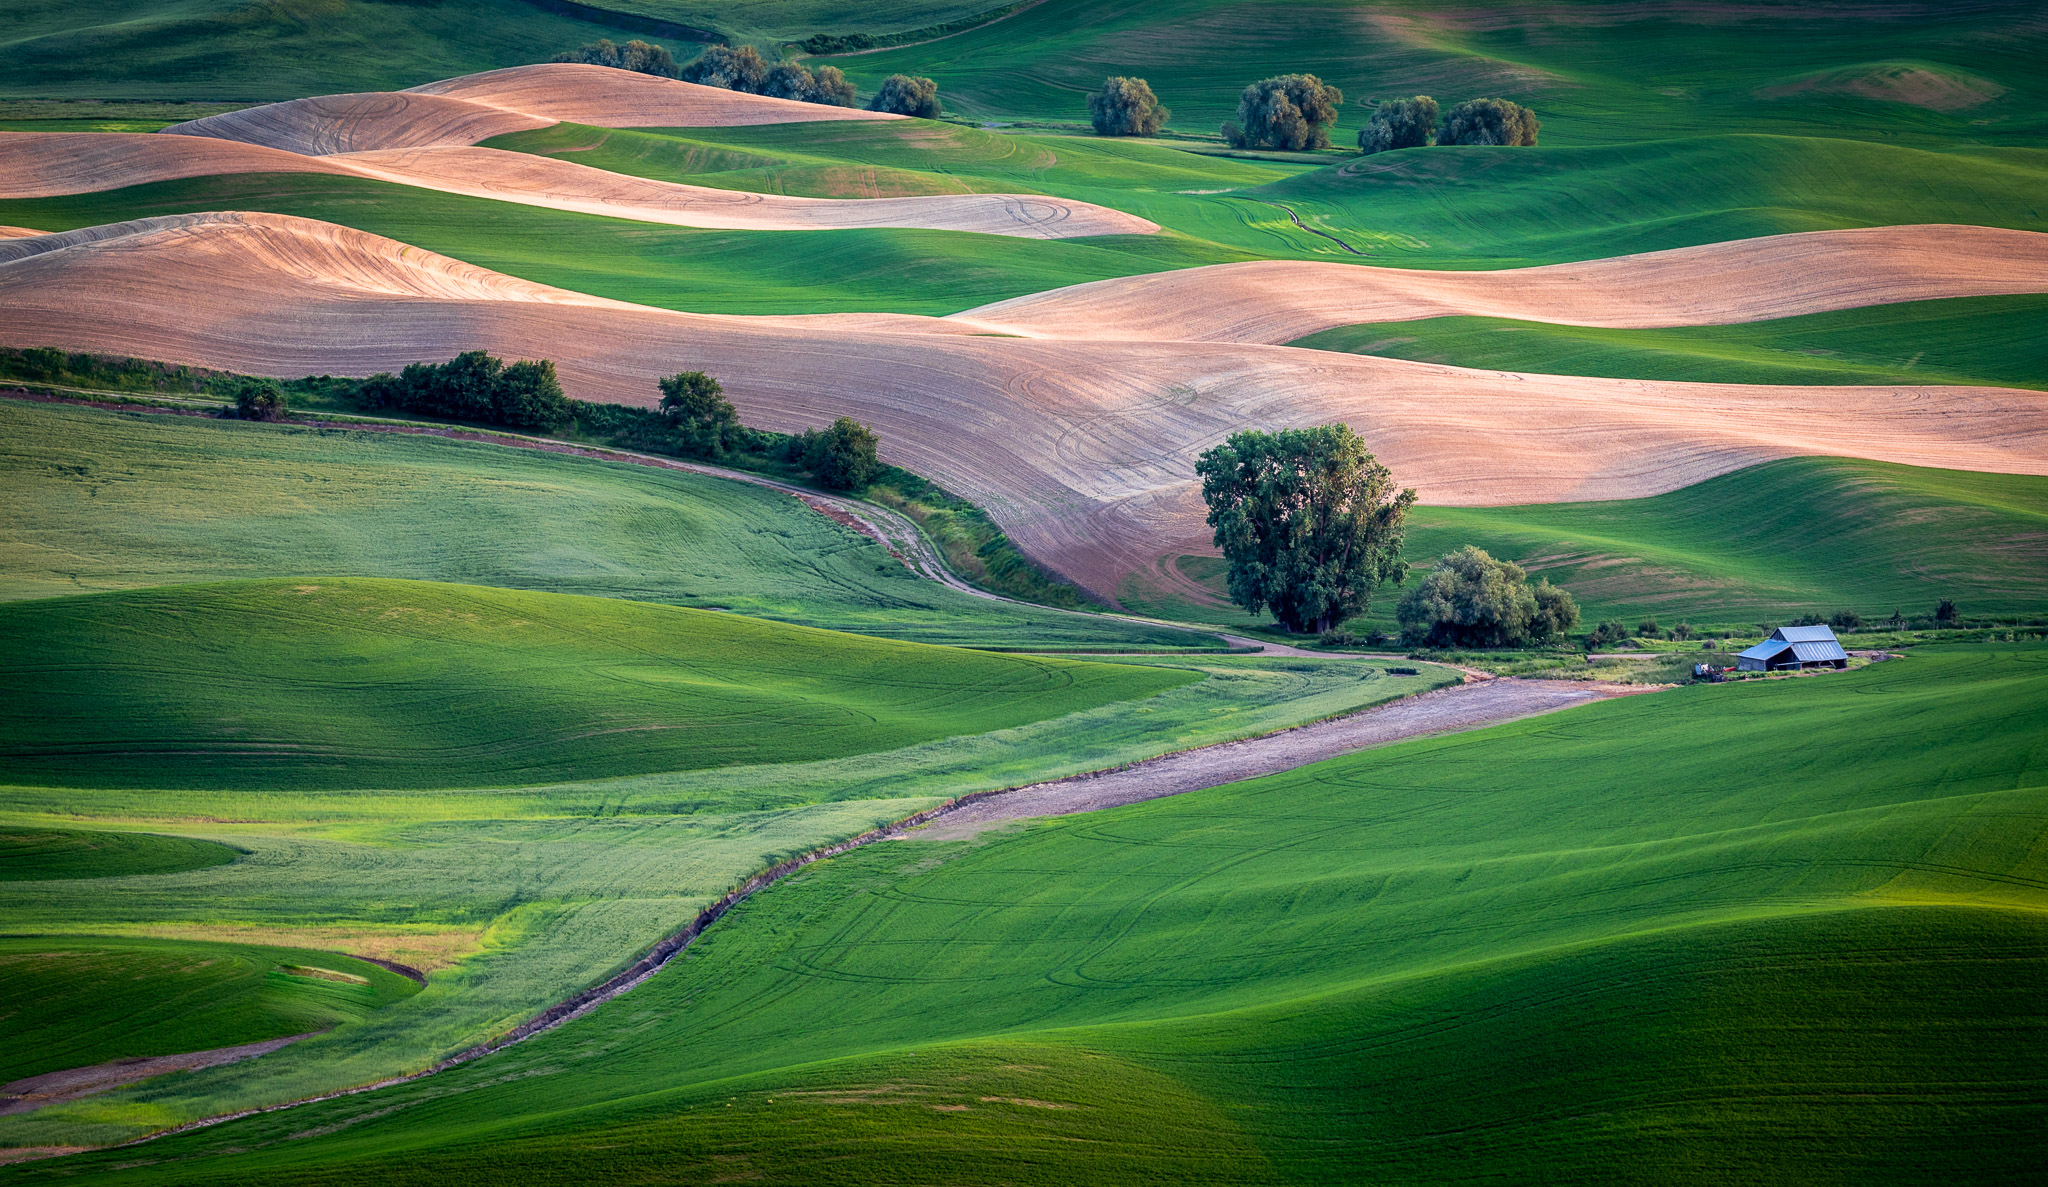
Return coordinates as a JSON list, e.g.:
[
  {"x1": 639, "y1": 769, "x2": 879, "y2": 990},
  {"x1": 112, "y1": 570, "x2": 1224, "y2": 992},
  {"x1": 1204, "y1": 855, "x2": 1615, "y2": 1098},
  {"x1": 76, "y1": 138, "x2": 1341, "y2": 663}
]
[
  {"x1": 163, "y1": 64, "x2": 894, "y2": 157},
  {"x1": 956, "y1": 224, "x2": 2048, "y2": 343},
  {"x1": 6, "y1": 212, "x2": 2044, "y2": 599}
]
